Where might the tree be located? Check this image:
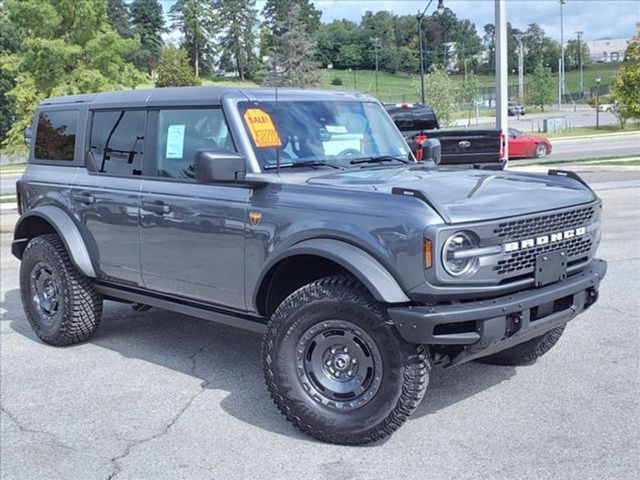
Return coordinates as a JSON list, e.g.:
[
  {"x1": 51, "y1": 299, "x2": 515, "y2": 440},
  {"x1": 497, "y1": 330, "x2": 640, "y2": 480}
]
[
  {"x1": 360, "y1": 11, "x2": 399, "y2": 72},
  {"x1": 156, "y1": 46, "x2": 201, "y2": 87},
  {"x1": 523, "y1": 23, "x2": 559, "y2": 73},
  {"x1": 335, "y1": 44, "x2": 362, "y2": 69},
  {"x1": 453, "y1": 19, "x2": 482, "y2": 75},
  {"x1": 612, "y1": 25, "x2": 640, "y2": 126},
  {"x1": 458, "y1": 71, "x2": 480, "y2": 125},
  {"x1": 261, "y1": 0, "x2": 321, "y2": 59},
  {"x1": 216, "y1": 0, "x2": 259, "y2": 80},
  {"x1": 130, "y1": 0, "x2": 165, "y2": 73},
  {"x1": 528, "y1": 63, "x2": 555, "y2": 111},
  {"x1": 107, "y1": 0, "x2": 131, "y2": 38},
  {"x1": 0, "y1": 4, "x2": 22, "y2": 144},
  {"x1": 315, "y1": 19, "x2": 360, "y2": 68},
  {"x1": 170, "y1": 0, "x2": 217, "y2": 78},
  {"x1": 564, "y1": 39, "x2": 590, "y2": 70},
  {"x1": 423, "y1": 65, "x2": 455, "y2": 127},
  {"x1": 1, "y1": 0, "x2": 146, "y2": 153},
  {"x1": 262, "y1": 0, "x2": 321, "y2": 35},
  {"x1": 265, "y1": 4, "x2": 320, "y2": 87}
]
